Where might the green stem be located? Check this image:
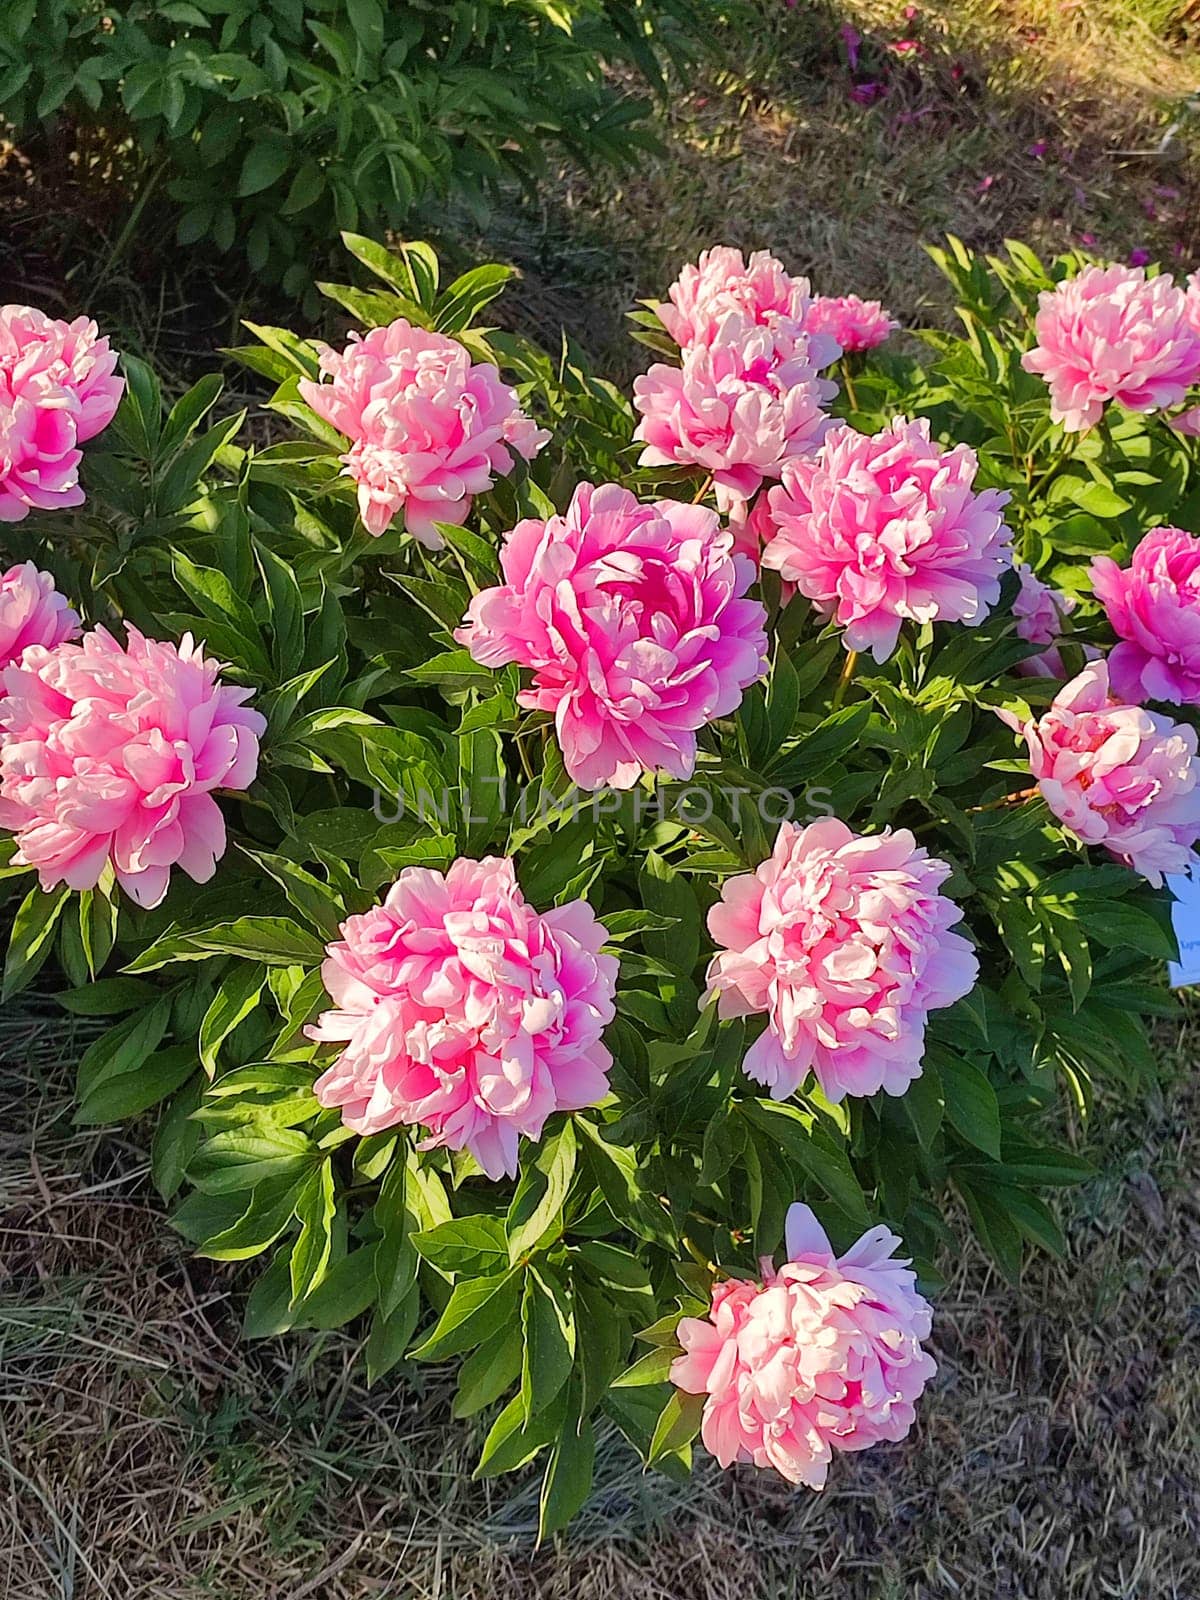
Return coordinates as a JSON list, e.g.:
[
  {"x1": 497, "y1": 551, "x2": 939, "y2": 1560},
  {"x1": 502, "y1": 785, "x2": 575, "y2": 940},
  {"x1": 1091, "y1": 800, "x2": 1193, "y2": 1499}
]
[
  {"x1": 840, "y1": 358, "x2": 860, "y2": 414},
  {"x1": 831, "y1": 648, "x2": 858, "y2": 710}
]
